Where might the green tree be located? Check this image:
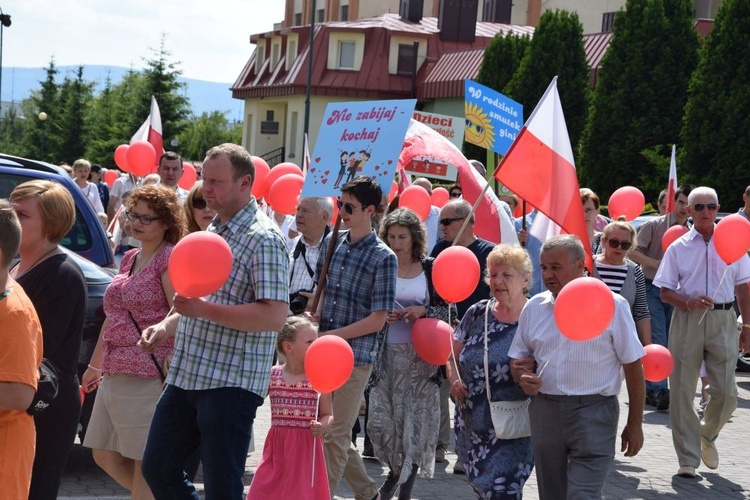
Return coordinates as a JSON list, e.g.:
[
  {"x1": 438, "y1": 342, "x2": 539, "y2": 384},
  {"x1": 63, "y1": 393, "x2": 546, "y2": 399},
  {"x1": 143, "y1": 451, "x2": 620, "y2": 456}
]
[
  {"x1": 57, "y1": 66, "x2": 95, "y2": 162},
  {"x1": 579, "y1": 0, "x2": 699, "y2": 202},
  {"x1": 0, "y1": 105, "x2": 27, "y2": 156},
  {"x1": 85, "y1": 74, "x2": 122, "y2": 167},
  {"x1": 464, "y1": 32, "x2": 530, "y2": 164},
  {"x1": 504, "y1": 9, "x2": 590, "y2": 152},
  {"x1": 178, "y1": 111, "x2": 242, "y2": 160},
  {"x1": 23, "y1": 61, "x2": 62, "y2": 161},
  {"x1": 681, "y1": 0, "x2": 750, "y2": 202}
]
